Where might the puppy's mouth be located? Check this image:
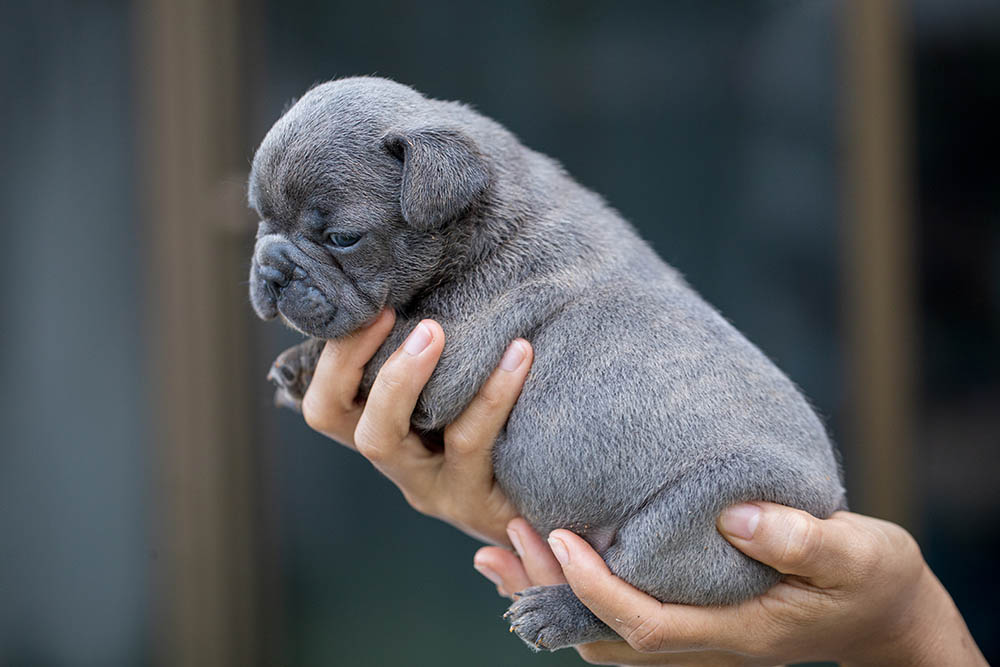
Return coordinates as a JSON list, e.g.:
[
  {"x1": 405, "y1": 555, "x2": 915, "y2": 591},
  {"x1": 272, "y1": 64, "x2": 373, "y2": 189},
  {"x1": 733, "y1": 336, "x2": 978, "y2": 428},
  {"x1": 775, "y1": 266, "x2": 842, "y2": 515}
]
[{"x1": 274, "y1": 277, "x2": 339, "y2": 338}]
